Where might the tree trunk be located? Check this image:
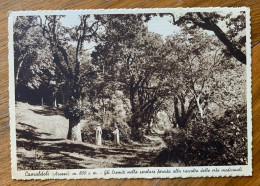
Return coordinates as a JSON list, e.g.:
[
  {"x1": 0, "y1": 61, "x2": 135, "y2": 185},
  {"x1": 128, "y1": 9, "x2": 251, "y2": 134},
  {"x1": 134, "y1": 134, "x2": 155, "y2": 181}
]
[
  {"x1": 15, "y1": 60, "x2": 24, "y2": 85},
  {"x1": 174, "y1": 96, "x2": 181, "y2": 127},
  {"x1": 174, "y1": 96, "x2": 197, "y2": 128},
  {"x1": 196, "y1": 96, "x2": 204, "y2": 118},
  {"x1": 67, "y1": 117, "x2": 82, "y2": 142},
  {"x1": 53, "y1": 93, "x2": 57, "y2": 107},
  {"x1": 146, "y1": 119, "x2": 153, "y2": 134}
]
